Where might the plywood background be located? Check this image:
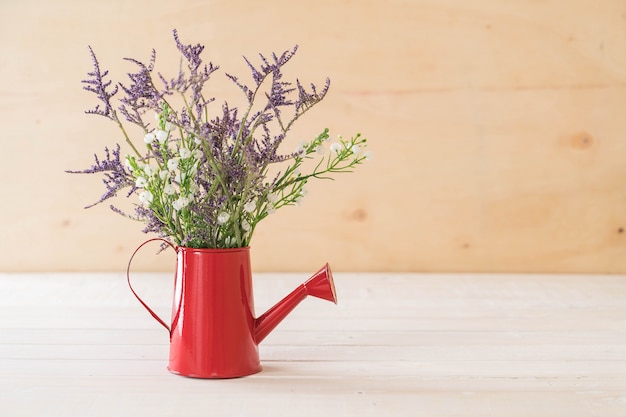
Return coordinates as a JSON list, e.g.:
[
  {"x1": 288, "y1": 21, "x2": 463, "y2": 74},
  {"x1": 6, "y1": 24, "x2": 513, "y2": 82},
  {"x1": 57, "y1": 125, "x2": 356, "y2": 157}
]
[{"x1": 1, "y1": 0, "x2": 625, "y2": 273}]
